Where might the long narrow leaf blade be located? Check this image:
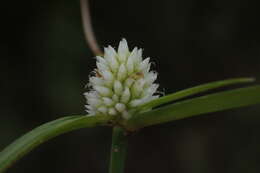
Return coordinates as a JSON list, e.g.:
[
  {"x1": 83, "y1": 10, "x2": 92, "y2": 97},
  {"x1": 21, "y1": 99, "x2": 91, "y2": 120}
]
[
  {"x1": 126, "y1": 85, "x2": 260, "y2": 130},
  {"x1": 141, "y1": 78, "x2": 254, "y2": 109},
  {"x1": 0, "y1": 115, "x2": 112, "y2": 173}
]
